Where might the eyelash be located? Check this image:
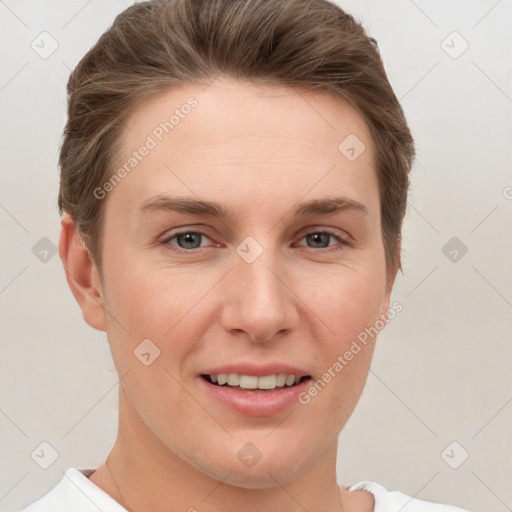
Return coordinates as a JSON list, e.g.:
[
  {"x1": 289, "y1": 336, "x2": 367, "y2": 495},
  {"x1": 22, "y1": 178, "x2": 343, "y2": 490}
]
[{"x1": 160, "y1": 228, "x2": 351, "y2": 254}]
